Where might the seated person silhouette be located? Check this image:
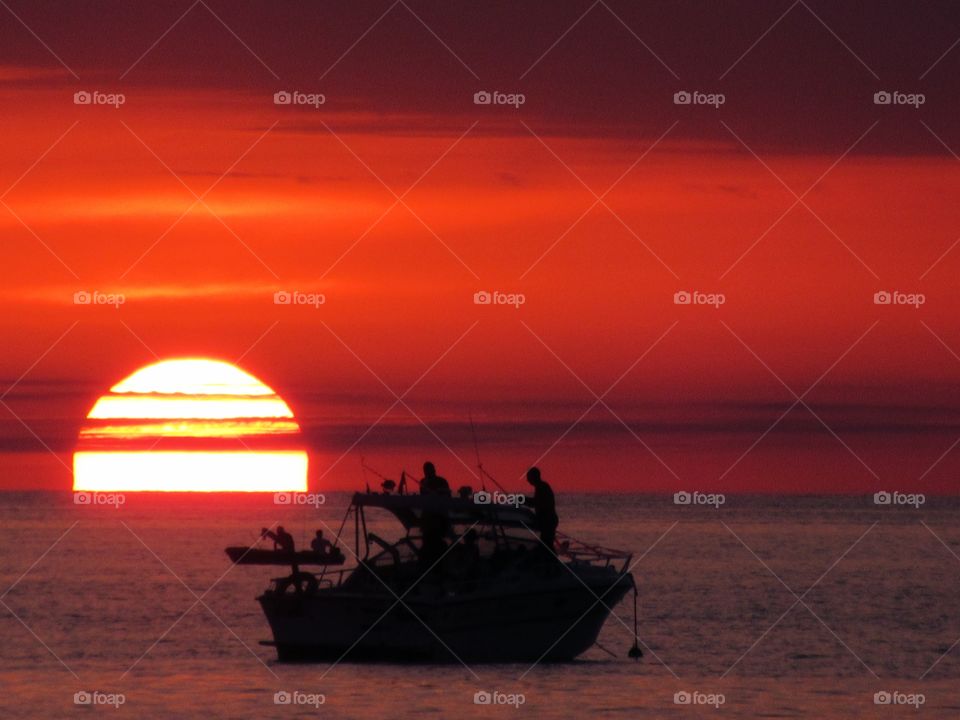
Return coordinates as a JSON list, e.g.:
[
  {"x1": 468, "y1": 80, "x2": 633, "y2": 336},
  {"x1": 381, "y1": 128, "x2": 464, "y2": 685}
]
[
  {"x1": 419, "y1": 461, "x2": 451, "y2": 496},
  {"x1": 261, "y1": 525, "x2": 295, "y2": 553},
  {"x1": 311, "y1": 530, "x2": 334, "y2": 555}
]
